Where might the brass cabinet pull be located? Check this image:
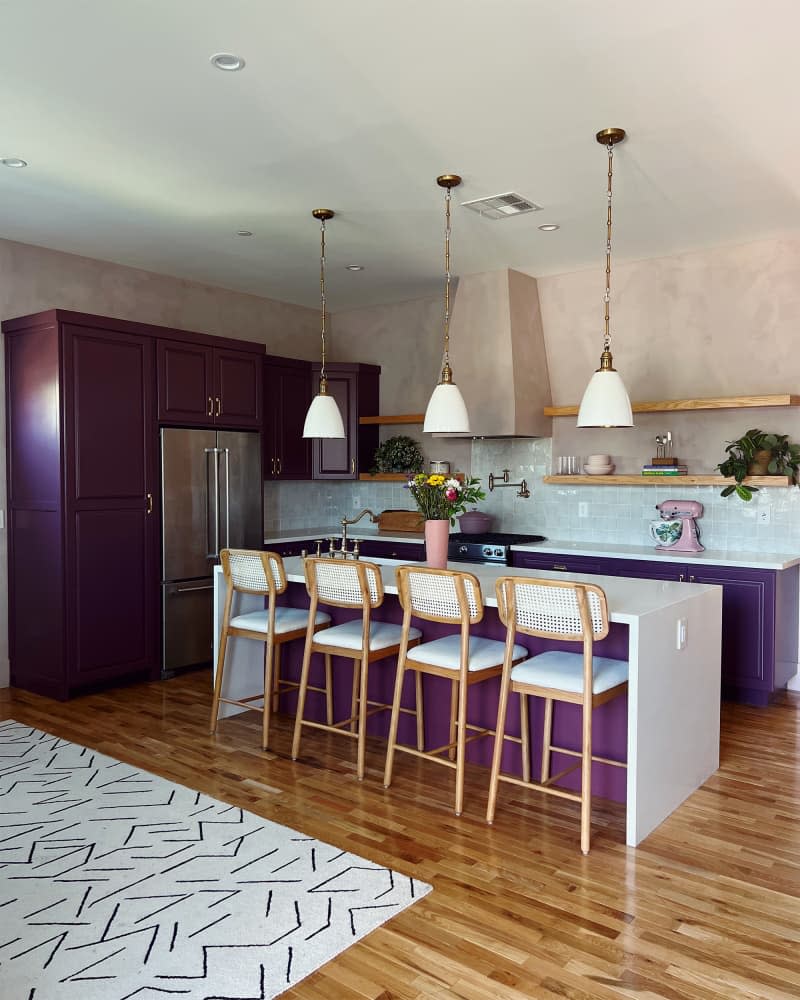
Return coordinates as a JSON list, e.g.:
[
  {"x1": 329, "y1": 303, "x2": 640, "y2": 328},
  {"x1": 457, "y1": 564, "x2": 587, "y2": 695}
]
[
  {"x1": 146, "y1": 492, "x2": 153, "y2": 515},
  {"x1": 679, "y1": 573, "x2": 685, "y2": 582},
  {"x1": 277, "y1": 457, "x2": 282, "y2": 475},
  {"x1": 207, "y1": 396, "x2": 213, "y2": 416},
  {"x1": 271, "y1": 457, "x2": 276, "y2": 476},
  {"x1": 215, "y1": 396, "x2": 221, "y2": 417},
  {"x1": 553, "y1": 563, "x2": 567, "y2": 571},
  {"x1": 689, "y1": 574, "x2": 695, "y2": 583},
  {"x1": 351, "y1": 457, "x2": 356, "y2": 475}
]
